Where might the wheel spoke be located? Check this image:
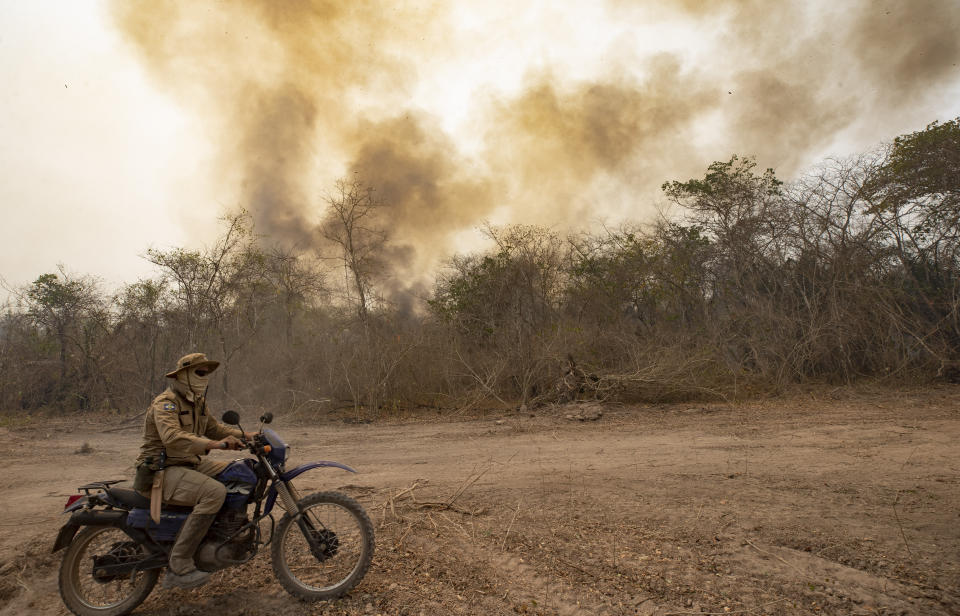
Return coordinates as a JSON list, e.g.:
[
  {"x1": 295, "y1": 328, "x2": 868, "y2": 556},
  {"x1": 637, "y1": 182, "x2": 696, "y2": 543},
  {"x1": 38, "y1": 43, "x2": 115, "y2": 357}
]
[
  {"x1": 59, "y1": 526, "x2": 159, "y2": 615},
  {"x1": 272, "y1": 492, "x2": 374, "y2": 599},
  {"x1": 76, "y1": 531, "x2": 139, "y2": 607}
]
